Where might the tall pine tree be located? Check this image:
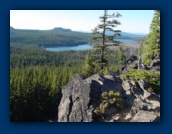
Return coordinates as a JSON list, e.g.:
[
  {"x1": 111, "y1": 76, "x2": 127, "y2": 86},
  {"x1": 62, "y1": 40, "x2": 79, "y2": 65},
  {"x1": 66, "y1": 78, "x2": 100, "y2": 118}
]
[
  {"x1": 141, "y1": 10, "x2": 160, "y2": 65},
  {"x1": 90, "y1": 10, "x2": 121, "y2": 75}
]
